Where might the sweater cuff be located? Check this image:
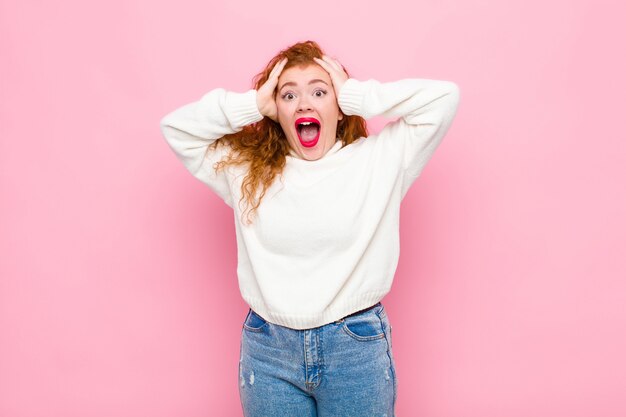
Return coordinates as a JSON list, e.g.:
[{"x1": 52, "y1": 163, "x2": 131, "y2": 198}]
[
  {"x1": 225, "y1": 89, "x2": 264, "y2": 128},
  {"x1": 338, "y1": 78, "x2": 367, "y2": 117}
]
